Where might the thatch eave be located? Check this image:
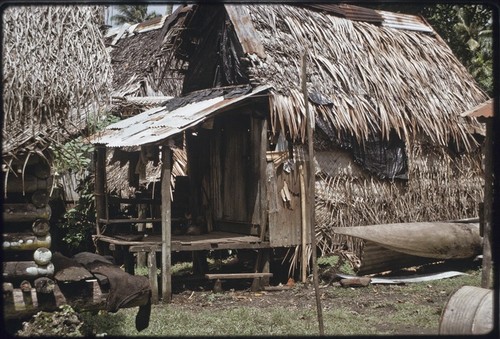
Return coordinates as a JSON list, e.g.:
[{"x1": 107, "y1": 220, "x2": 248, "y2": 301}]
[
  {"x1": 243, "y1": 4, "x2": 488, "y2": 151},
  {"x1": 2, "y1": 6, "x2": 112, "y2": 157}
]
